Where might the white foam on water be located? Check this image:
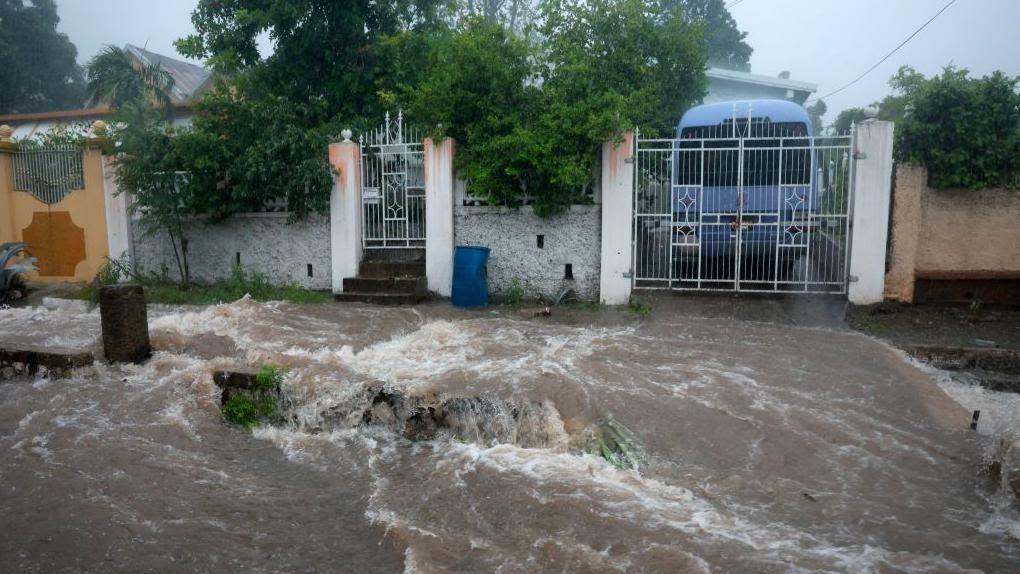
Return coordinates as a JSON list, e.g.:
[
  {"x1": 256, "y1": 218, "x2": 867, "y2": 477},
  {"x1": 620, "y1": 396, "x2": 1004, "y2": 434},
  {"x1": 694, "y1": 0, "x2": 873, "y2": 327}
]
[
  {"x1": 361, "y1": 438, "x2": 975, "y2": 573},
  {"x1": 294, "y1": 319, "x2": 633, "y2": 390}
]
